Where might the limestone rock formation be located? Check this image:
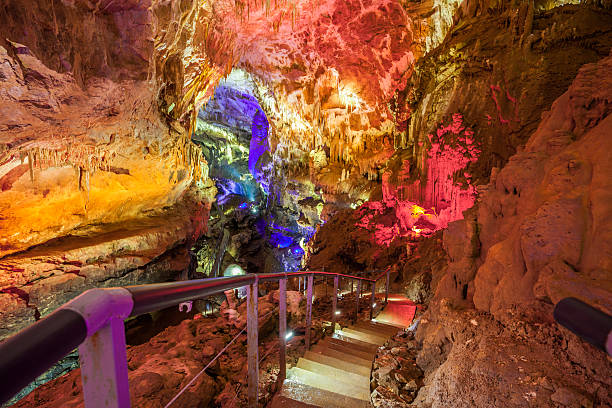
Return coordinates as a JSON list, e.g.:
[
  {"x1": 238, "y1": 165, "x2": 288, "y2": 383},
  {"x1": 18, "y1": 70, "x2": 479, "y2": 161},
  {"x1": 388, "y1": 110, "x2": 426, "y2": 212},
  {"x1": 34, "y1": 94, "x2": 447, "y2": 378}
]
[
  {"x1": 1, "y1": 0, "x2": 612, "y2": 406},
  {"x1": 0, "y1": 40, "x2": 215, "y2": 338},
  {"x1": 413, "y1": 51, "x2": 612, "y2": 408}
]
